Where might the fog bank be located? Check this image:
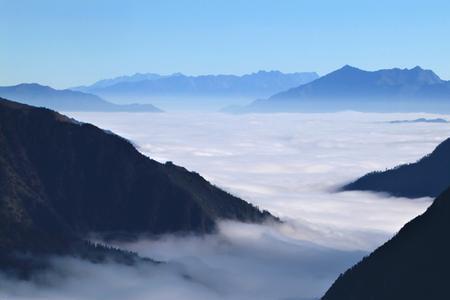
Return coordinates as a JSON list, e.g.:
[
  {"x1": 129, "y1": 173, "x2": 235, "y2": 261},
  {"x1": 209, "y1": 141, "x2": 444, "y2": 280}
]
[{"x1": 2, "y1": 111, "x2": 447, "y2": 299}]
